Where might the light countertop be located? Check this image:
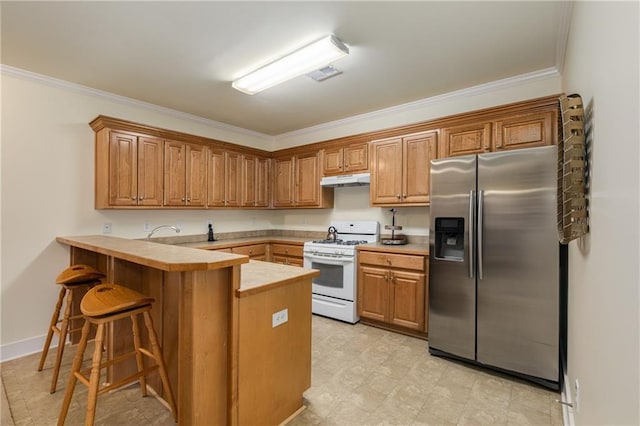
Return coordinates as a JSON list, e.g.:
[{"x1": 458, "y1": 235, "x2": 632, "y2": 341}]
[
  {"x1": 56, "y1": 235, "x2": 248, "y2": 272},
  {"x1": 237, "y1": 260, "x2": 319, "y2": 298}
]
